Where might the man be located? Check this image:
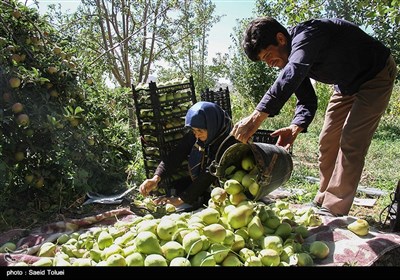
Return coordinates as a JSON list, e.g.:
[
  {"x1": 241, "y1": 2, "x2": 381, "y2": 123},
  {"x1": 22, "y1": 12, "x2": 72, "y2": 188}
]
[{"x1": 232, "y1": 17, "x2": 397, "y2": 216}]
